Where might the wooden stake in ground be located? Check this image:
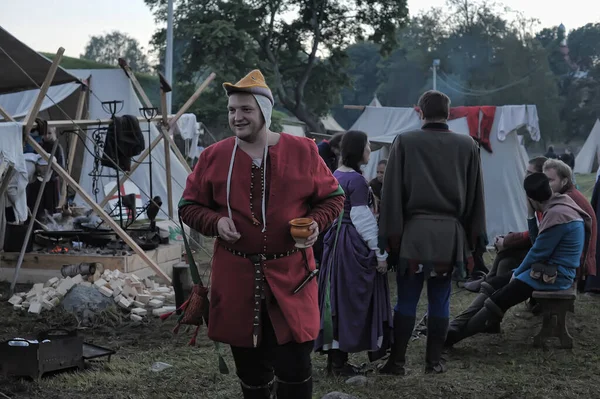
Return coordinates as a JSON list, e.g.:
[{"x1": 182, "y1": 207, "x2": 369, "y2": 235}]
[{"x1": 99, "y1": 72, "x2": 215, "y2": 208}]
